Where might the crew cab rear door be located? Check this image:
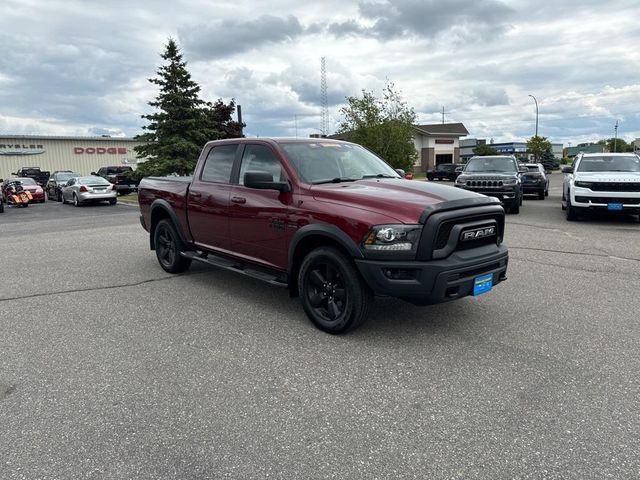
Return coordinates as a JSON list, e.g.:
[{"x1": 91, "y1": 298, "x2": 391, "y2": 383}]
[
  {"x1": 187, "y1": 143, "x2": 240, "y2": 252},
  {"x1": 228, "y1": 143, "x2": 292, "y2": 270}
]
